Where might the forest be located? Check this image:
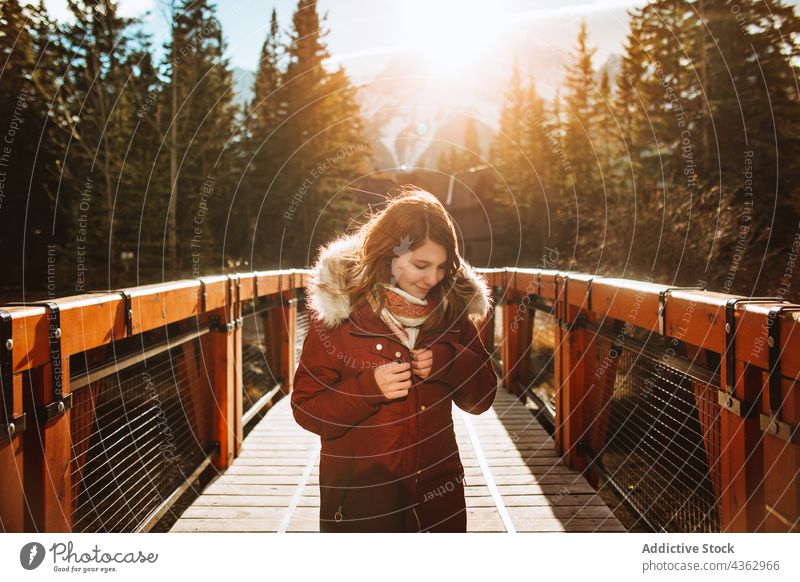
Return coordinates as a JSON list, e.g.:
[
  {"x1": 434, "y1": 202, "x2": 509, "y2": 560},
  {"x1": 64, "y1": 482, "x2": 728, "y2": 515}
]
[{"x1": 0, "y1": 0, "x2": 798, "y2": 300}]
